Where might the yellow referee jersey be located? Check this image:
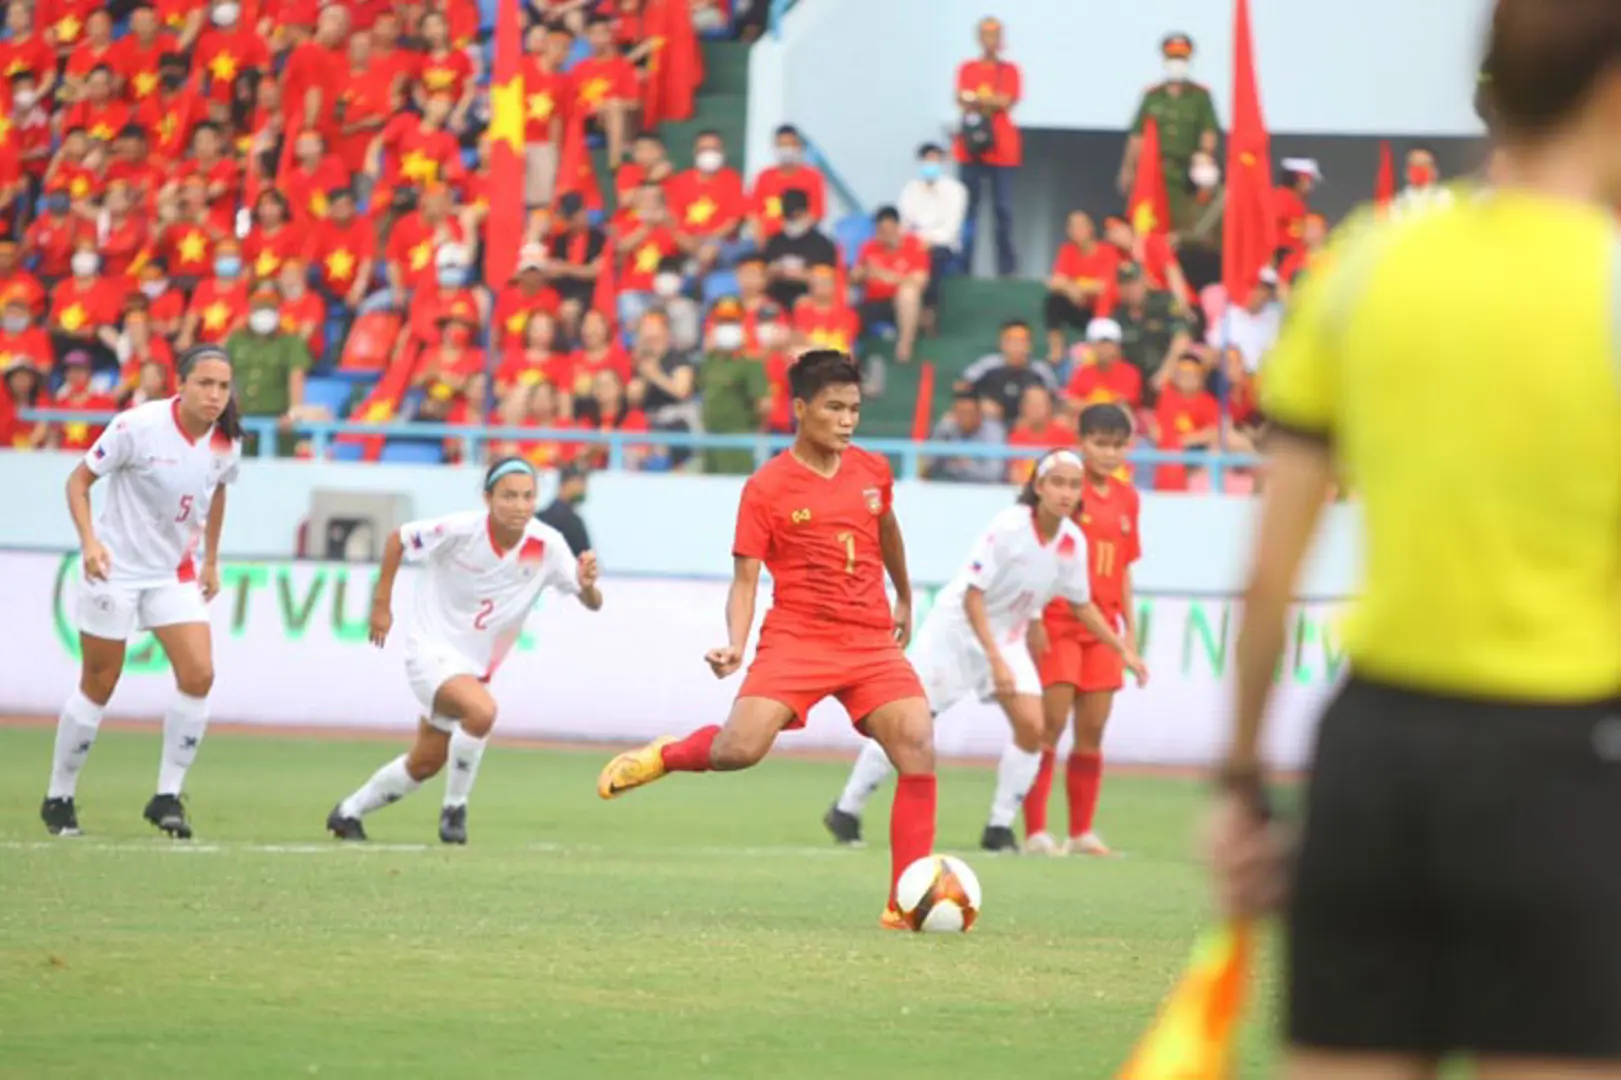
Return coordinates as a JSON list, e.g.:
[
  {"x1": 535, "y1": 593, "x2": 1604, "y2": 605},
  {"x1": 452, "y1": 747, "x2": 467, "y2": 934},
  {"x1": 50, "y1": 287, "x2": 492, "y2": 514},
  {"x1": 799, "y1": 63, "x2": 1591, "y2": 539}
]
[{"x1": 1263, "y1": 188, "x2": 1621, "y2": 702}]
